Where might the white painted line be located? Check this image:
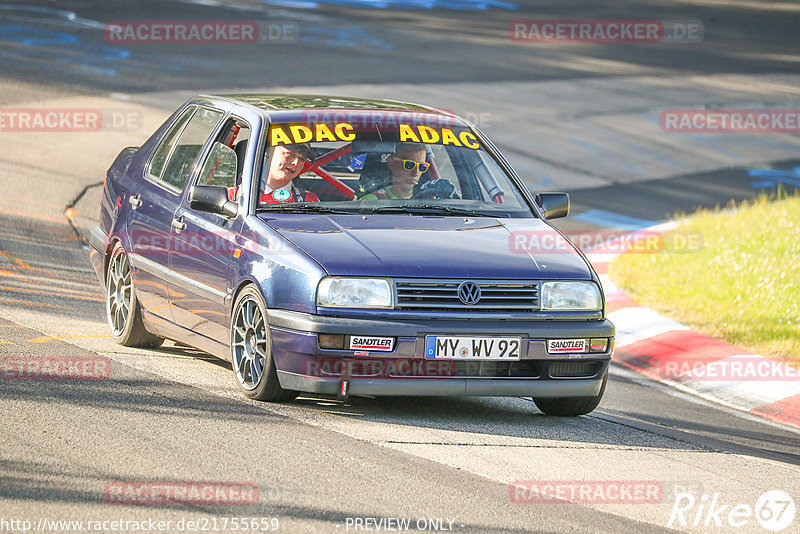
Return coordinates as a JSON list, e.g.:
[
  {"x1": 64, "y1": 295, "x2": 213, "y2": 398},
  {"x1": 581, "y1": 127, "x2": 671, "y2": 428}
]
[
  {"x1": 585, "y1": 253, "x2": 617, "y2": 264},
  {"x1": 598, "y1": 273, "x2": 618, "y2": 293},
  {"x1": 609, "y1": 307, "x2": 690, "y2": 348},
  {"x1": 608, "y1": 363, "x2": 800, "y2": 436}
]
